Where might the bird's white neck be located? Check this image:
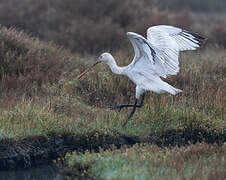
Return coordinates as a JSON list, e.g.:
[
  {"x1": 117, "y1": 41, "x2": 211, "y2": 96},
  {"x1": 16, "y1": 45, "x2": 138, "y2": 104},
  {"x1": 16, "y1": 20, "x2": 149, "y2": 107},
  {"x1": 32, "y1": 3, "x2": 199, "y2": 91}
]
[{"x1": 106, "y1": 56, "x2": 126, "y2": 75}]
